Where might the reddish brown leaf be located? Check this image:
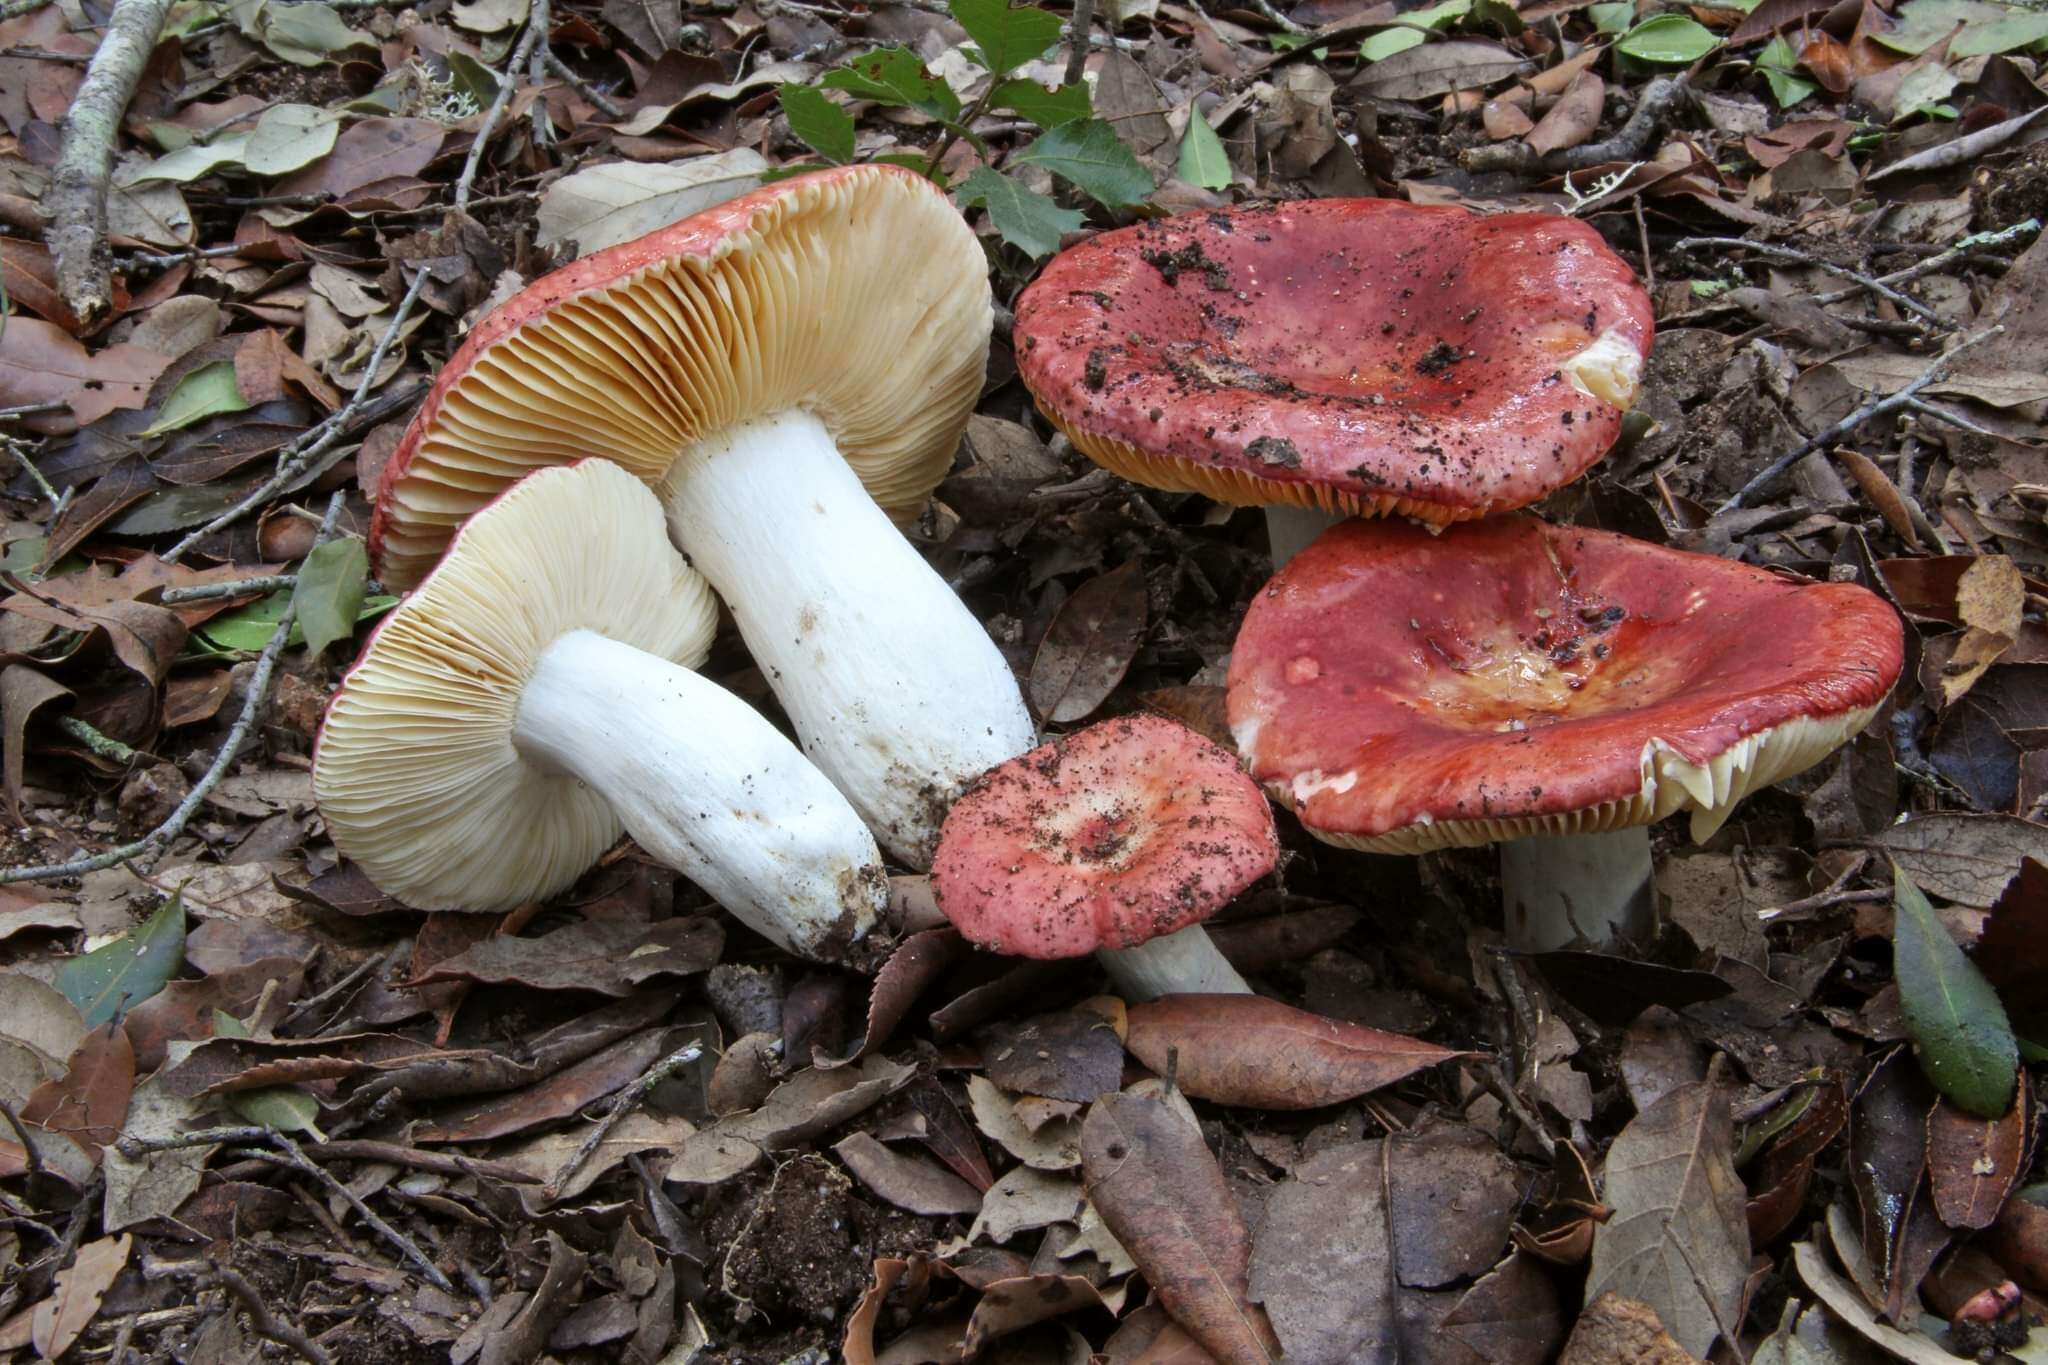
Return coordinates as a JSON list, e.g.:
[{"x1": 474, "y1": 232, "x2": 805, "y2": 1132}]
[
  {"x1": 834, "y1": 1132, "x2": 981, "y2": 1215},
  {"x1": 1799, "y1": 34, "x2": 1855, "y2": 92},
  {"x1": 1524, "y1": 71, "x2": 1604, "y2": 156},
  {"x1": 0, "y1": 318, "x2": 170, "y2": 425},
  {"x1": 1, "y1": 665, "x2": 71, "y2": 824},
  {"x1": 1082, "y1": 1083, "x2": 1280, "y2": 1363},
  {"x1": 1123, "y1": 994, "x2": 1470, "y2": 1109},
  {"x1": 1986, "y1": 1193, "x2": 2048, "y2": 1298},
  {"x1": 1140, "y1": 685, "x2": 1234, "y2": 753},
  {"x1": 1977, "y1": 858, "x2": 2048, "y2": 1037},
  {"x1": 416, "y1": 916, "x2": 722, "y2": 996},
  {"x1": 0, "y1": 238, "x2": 81, "y2": 334},
  {"x1": 818, "y1": 928, "x2": 964, "y2": 1069},
  {"x1": 162, "y1": 1032, "x2": 477, "y2": 1099},
  {"x1": 419, "y1": 1028, "x2": 669, "y2": 1143},
  {"x1": 29, "y1": 1233, "x2": 131, "y2": 1361},
  {"x1": 1928, "y1": 1071, "x2": 2028, "y2": 1230},
  {"x1": 274, "y1": 118, "x2": 445, "y2": 198},
  {"x1": 121, "y1": 957, "x2": 306, "y2": 1072},
  {"x1": 19, "y1": 1024, "x2": 134, "y2": 1163},
  {"x1": 1029, "y1": 561, "x2": 1148, "y2": 724}
]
